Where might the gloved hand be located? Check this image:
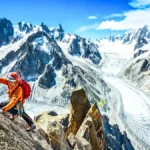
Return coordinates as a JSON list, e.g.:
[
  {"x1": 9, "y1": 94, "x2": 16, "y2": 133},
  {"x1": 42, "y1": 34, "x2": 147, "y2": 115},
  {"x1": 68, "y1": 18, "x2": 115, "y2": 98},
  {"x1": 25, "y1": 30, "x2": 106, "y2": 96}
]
[{"x1": 0, "y1": 109, "x2": 4, "y2": 113}]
